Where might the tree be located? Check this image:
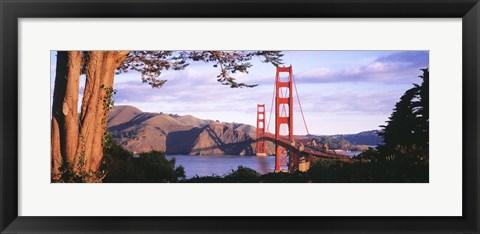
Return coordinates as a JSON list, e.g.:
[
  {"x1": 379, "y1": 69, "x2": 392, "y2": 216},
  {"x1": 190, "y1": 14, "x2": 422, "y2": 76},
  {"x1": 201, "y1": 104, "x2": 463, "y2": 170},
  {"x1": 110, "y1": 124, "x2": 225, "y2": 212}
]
[
  {"x1": 51, "y1": 51, "x2": 83, "y2": 180},
  {"x1": 100, "y1": 136, "x2": 185, "y2": 183},
  {"x1": 379, "y1": 87, "x2": 418, "y2": 151},
  {"x1": 416, "y1": 68, "x2": 429, "y2": 147},
  {"x1": 51, "y1": 51, "x2": 129, "y2": 181},
  {"x1": 224, "y1": 166, "x2": 261, "y2": 183},
  {"x1": 378, "y1": 68, "x2": 429, "y2": 158},
  {"x1": 51, "y1": 51, "x2": 283, "y2": 182}
]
